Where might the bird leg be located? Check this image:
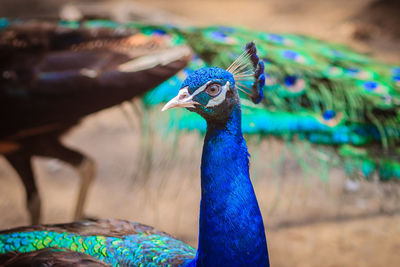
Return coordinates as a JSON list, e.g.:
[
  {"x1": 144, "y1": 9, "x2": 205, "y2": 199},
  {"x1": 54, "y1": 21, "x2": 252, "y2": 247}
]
[
  {"x1": 5, "y1": 150, "x2": 41, "y2": 224},
  {"x1": 73, "y1": 157, "x2": 96, "y2": 220},
  {"x1": 35, "y1": 140, "x2": 96, "y2": 221}
]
